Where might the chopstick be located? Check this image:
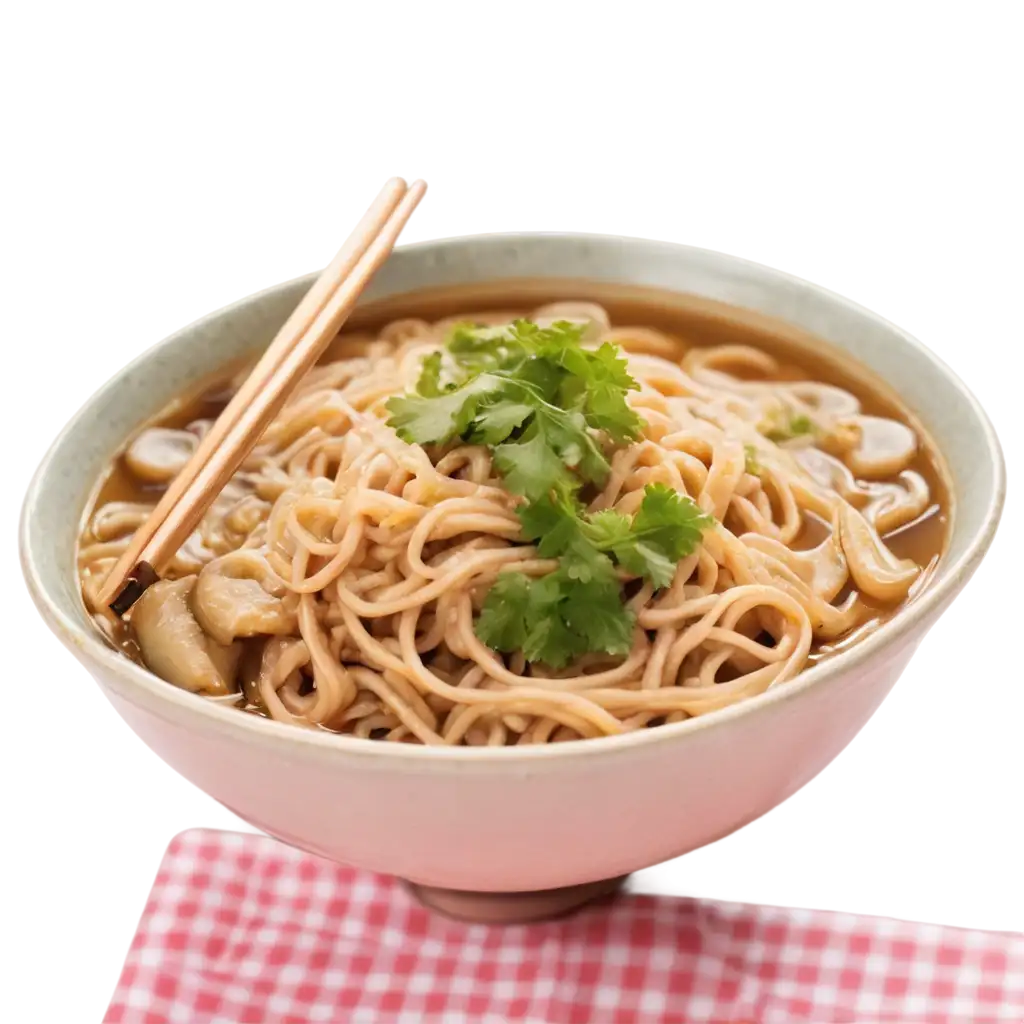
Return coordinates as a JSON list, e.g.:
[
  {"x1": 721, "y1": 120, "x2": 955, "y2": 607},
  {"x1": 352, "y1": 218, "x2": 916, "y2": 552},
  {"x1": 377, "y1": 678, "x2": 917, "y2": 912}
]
[{"x1": 102, "y1": 177, "x2": 427, "y2": 615}]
